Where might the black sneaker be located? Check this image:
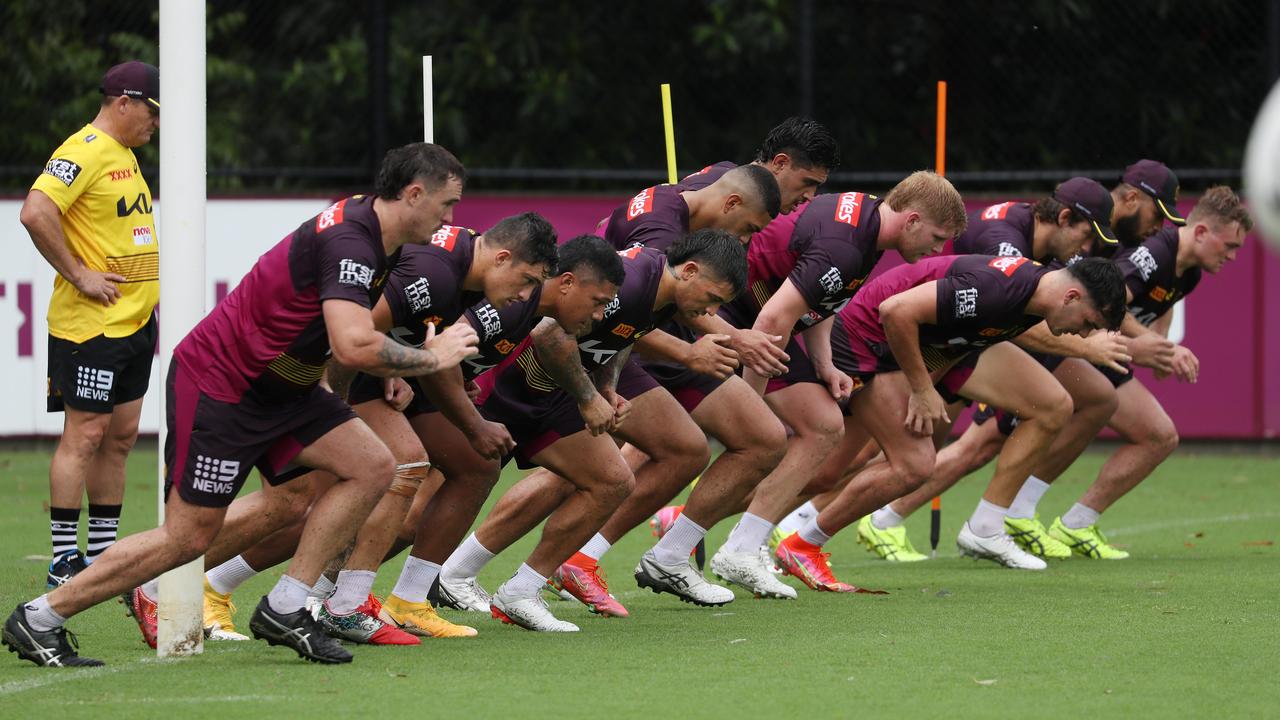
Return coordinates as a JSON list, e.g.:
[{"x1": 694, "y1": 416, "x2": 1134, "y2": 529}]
[
  {"x1": 248, "y1": 596, "x2": 352, "y2": 664},
  {"x1": 46, "y1": 551, "x2": 88, "y2": 590},
  {"x1": 2, "y1": 604, "x2": 103, "y2": 667}
]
